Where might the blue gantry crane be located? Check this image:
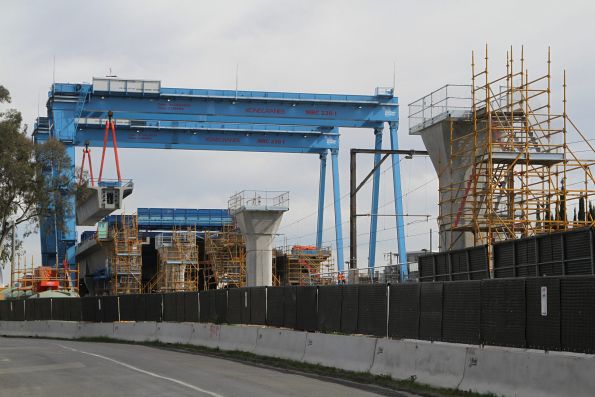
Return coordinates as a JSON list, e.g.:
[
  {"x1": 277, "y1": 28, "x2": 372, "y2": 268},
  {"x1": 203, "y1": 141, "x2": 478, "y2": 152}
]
[{"x1": 33, "y1": 78, "x2": 407, "y2": 279}]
